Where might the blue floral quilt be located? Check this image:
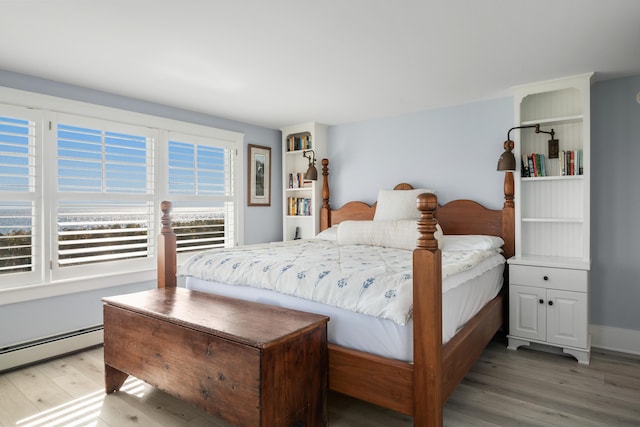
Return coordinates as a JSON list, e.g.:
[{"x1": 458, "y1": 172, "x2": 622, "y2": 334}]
[{"x1": 178, "y1": 239, "x2": 500, "y2": 325}]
